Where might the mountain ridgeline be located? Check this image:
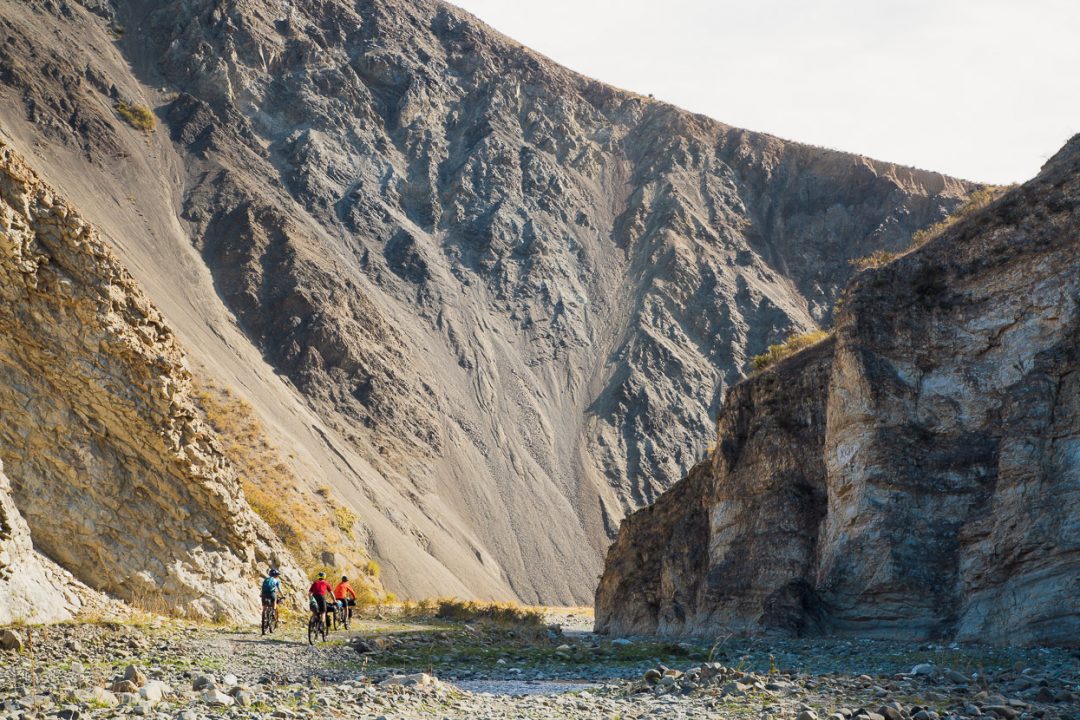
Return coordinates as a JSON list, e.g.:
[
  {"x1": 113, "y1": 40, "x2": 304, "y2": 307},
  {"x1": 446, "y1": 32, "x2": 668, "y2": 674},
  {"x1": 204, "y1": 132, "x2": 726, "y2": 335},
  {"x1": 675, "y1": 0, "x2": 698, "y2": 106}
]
[{"x1": 0, "y1": 0, "x2": 975, "y2": 607}]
